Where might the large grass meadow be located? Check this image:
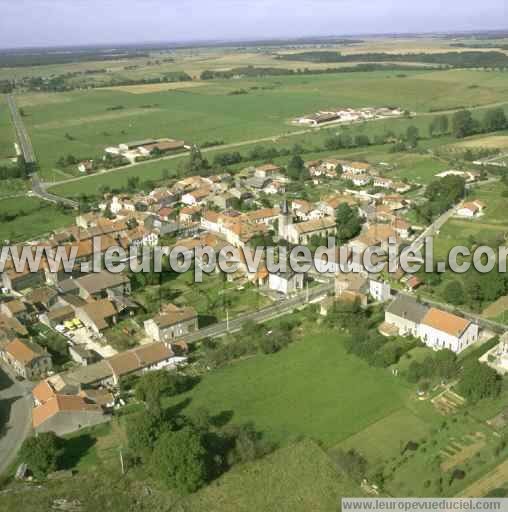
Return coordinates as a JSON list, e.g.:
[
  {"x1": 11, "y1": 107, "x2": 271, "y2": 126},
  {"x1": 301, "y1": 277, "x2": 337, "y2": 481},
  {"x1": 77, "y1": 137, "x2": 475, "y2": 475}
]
[
  {"x1": 164, "y1": 326, "x2": 434, "y2": 448},
  {"x1": 0, "y1": 197, "x2": 73, "y2": 242},
  {"x1": 17, "y1": 68, "x2": 508, "y2": 181}
]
